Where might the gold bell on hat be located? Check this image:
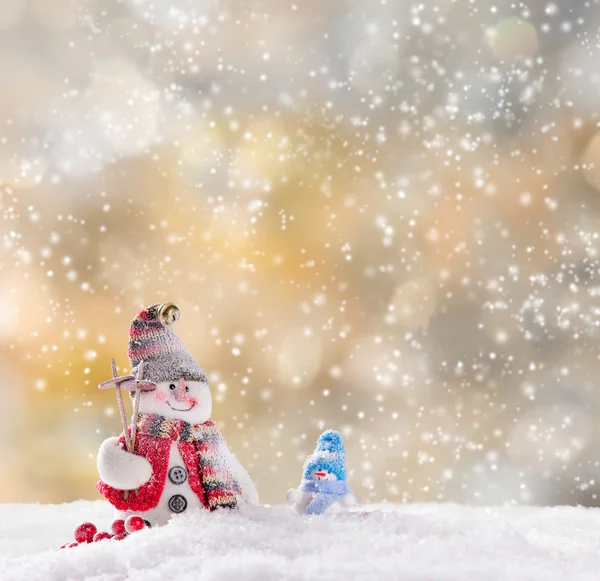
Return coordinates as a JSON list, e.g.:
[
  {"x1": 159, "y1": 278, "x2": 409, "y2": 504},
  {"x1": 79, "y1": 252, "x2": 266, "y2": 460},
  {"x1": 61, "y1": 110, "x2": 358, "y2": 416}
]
[{"x1": 158, "y1": 302, "x2": 180, "y2": 326}]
